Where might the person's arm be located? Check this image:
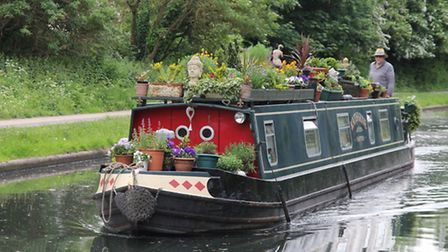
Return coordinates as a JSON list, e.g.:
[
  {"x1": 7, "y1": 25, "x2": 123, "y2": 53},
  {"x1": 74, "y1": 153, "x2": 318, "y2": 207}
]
[{"x1": 386, "y1": 64, "x2": 395, "y2": 96}]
